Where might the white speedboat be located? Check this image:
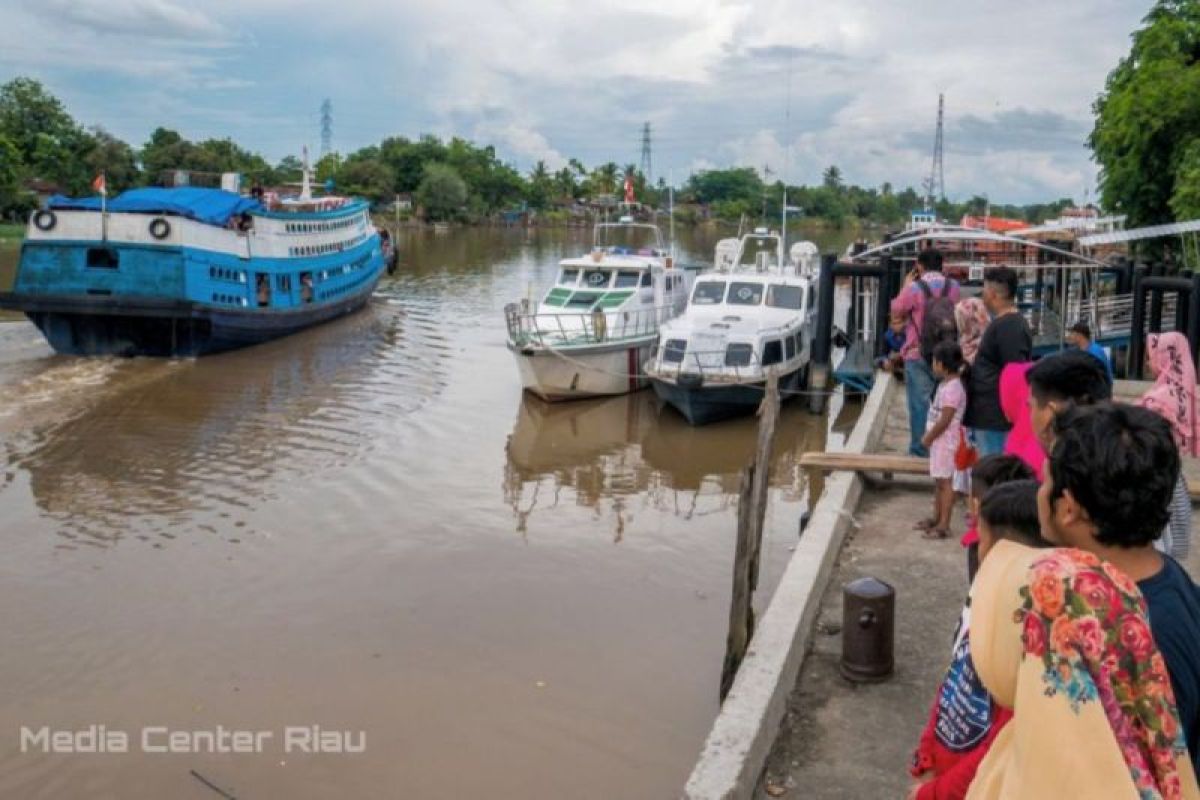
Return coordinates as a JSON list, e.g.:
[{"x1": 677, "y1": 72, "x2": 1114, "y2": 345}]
[
  {"x1": 645, "y1": 229, "x2": 820, "y2": 425},
  {"x1": 504, "y1": 217, "x2": 698, "y2": 401}
]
